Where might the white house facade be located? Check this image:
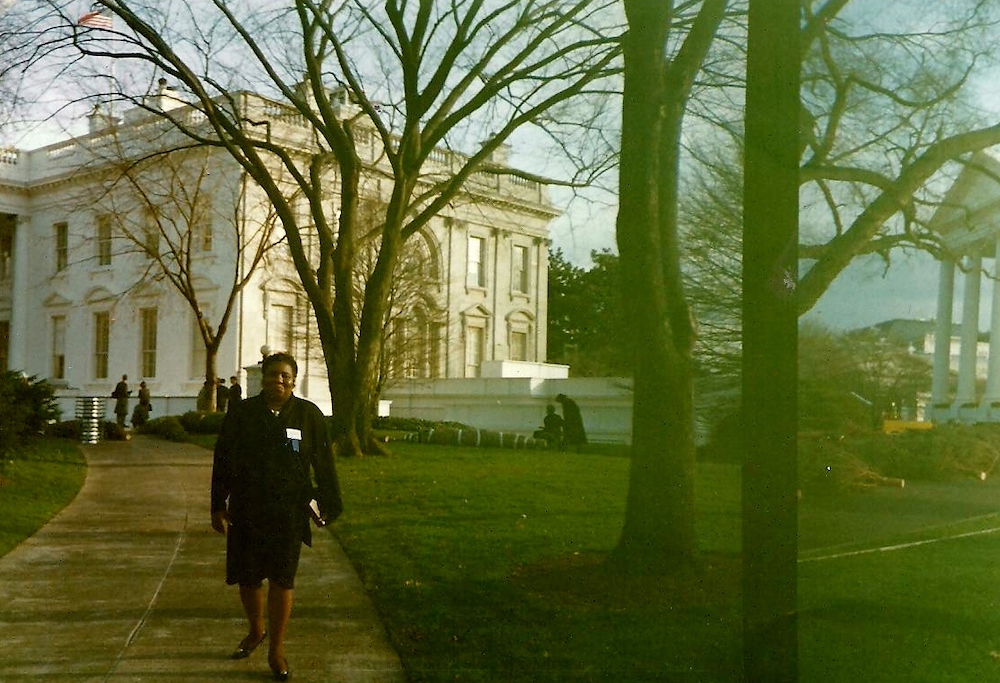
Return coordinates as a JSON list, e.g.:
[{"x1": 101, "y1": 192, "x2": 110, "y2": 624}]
[{"x1": 0, "y1": 89, "x2": 560, "y2": 419}]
